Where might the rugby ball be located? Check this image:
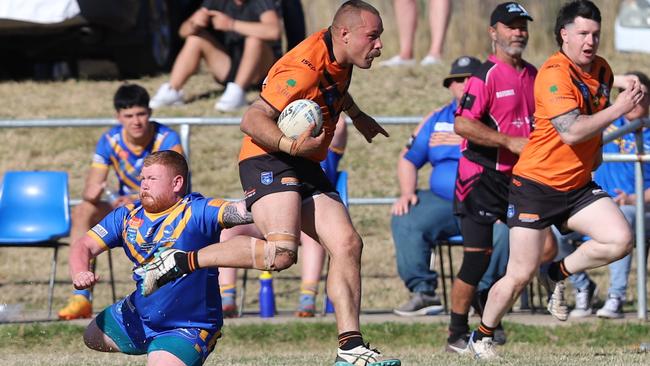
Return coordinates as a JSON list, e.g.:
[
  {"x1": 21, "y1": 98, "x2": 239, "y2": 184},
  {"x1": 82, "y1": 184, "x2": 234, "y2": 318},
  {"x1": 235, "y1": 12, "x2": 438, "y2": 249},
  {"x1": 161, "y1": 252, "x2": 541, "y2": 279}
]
[{"x1": 277, "y1": 99, "x2": 323, "y2": 138}]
